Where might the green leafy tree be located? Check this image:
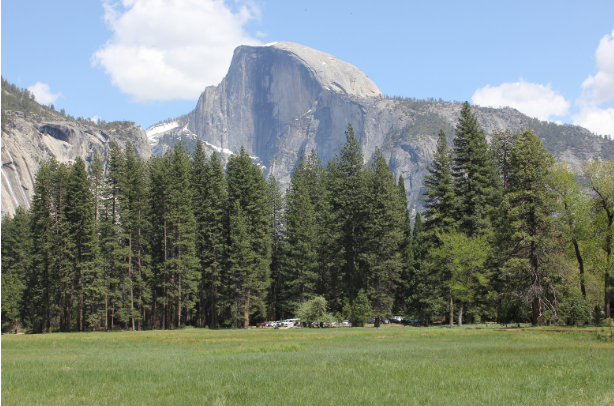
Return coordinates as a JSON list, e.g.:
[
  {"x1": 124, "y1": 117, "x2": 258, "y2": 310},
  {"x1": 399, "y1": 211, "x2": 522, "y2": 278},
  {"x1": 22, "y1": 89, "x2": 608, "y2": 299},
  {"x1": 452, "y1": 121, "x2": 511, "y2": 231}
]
[
  {"x1": 295, "y1": 296, "x2": 334, "y2": 327},
  {"x1": 351, "y1": 289, "x2": 372, "y2": 327},
  {"x1": 583, "y1": 159, "x2": 614, "y2": 318},
  {"x1": 549, "y1": 163, "x2": 593, "y2": 298},
  {"x1": 431, "y1": 231, "x2": 491, "y2": 326}
]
